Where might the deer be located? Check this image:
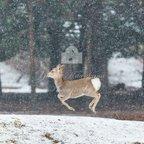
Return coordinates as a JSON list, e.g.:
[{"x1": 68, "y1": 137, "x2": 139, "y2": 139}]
[{"x1": 47, "y1": 64, "x2": 101, "y2": 113}]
